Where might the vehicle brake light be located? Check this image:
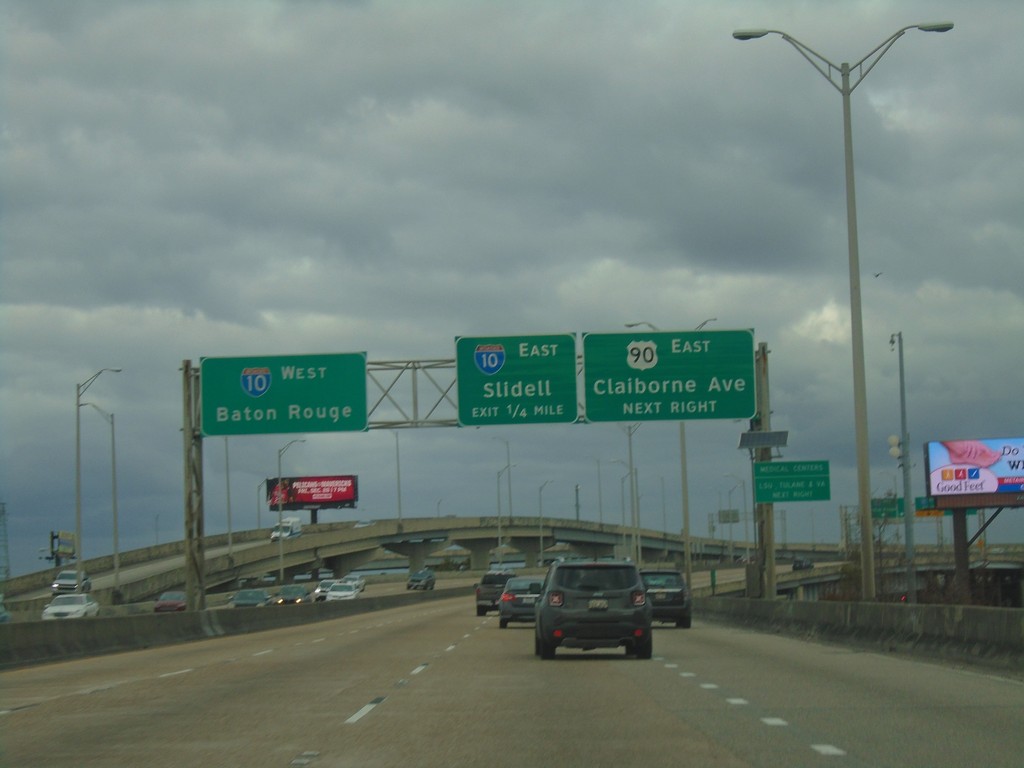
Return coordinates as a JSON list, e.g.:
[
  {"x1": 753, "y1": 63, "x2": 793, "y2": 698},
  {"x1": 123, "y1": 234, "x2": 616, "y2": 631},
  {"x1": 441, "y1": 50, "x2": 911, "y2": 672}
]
[
  {"x1": 501, "y1": 592, "x2": 515, "y2": 602},
  {"x1": 548, "y1": 591, "x2": 564, "y2": 607},
  {"x1": 631, "y1": 590, "x2": 646, "y2": 607}
]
